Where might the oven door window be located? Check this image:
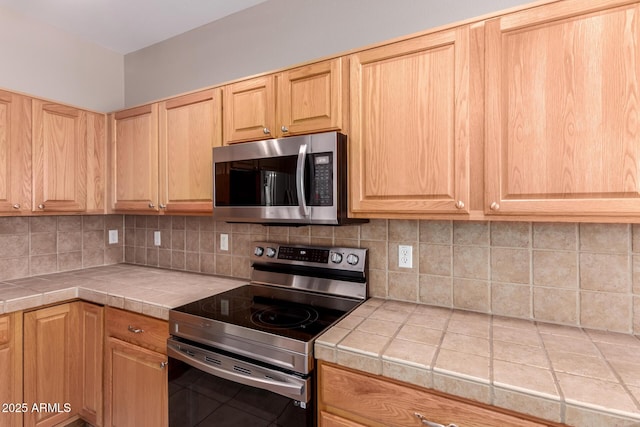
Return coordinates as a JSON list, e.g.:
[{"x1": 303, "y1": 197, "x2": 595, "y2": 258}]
[{"x1": 169, "y1": 356, "x2": 313, "y2": 427}]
